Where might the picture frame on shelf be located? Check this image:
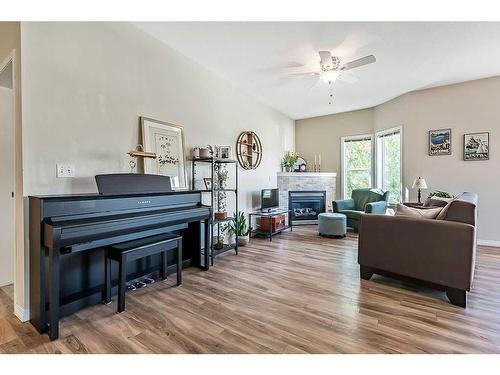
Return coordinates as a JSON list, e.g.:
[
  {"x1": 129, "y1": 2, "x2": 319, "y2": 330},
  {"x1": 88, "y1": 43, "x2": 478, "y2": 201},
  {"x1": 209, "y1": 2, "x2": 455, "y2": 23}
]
[
  {"x1": 429, "y1": 128, "x2": 452, "y2": 156},
  {"x1": 217, "y1": 145, "x2": 232, "y2": 159},
  {"x1": 203, "y1": 177, "x2": 212, "y2": 190},
  {"x1": 140, "y1": 116, "x2": 188, "y2": 189},
  {"x1": 464, "y1": 132, "x2": 489, "y2": 161}
]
